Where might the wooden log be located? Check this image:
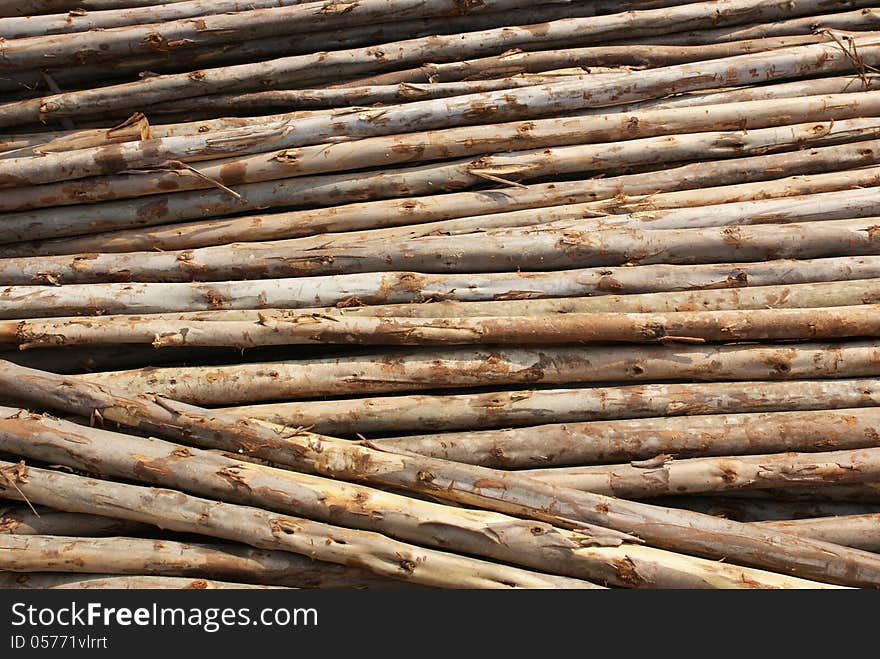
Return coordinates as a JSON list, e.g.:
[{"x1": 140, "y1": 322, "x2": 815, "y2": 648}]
[
  {"x1": 754, "y1": 515, "x2": 880, "y2": 552},
  {"x1": 8, "y1": 304, "x2": 880, "y2": 350},
  {"x1": 0, "y1": 0, "x2": 327, "y2": 38},
  {"x1": 4, "y1": 276, "x2": 875, "y2": 326},
  {"x1": 0, "y1": 0, "x2": 546, "y2": 72},
  {"x1": 5, "y1": 93, "x2": 879, "y2": 207},
  {"x1": 218, "y1": 378, "x2": 880, "y2": 435},
  {"x1": 375, "y1": 408, "x2": 880, "y2": 468},
  {"x1": 0, "y1": 534, "x2": 413, "y2": 588},
  {"x1": 0, "y1": 459, "x2": 595, "y2": 590},
  {"x1": 0, "y1": 573, "x2": 285, "y2": 589},
  {"x1": 0, "y1": 113, "x2": 150, "y2": 160},
  {"x1": 339, "y1": 33, "x2": 841, "y2": 86},
  {"x1": 65, "y1": 340, "x2": 880, "y2": 404},
  {"x1": 7, "y1": 213, "x2": 880, "y2": 284},
  {"x1": 2, "y1": 410, "x2": 831, "y2": 589},
  {"x1": 646, "y1": 497, "x2": 880, "y2": 522},
  {"x1": 1, "y1": 365, "x2": 875, "y2": 587},
  {"x1": 4, "y1": 255, "x2": 880, "y2": 319},
  {"x1": 8, "y1": 138, "x2": 879, "y2": 256},
  {"x1": 0, "y1": 407, "x2": 636, "y2": 587},
  {"x1": 1, "y1": 19, "x2": 875, "y2": 127},
  {"x1": 0, "y1": 3, "x2": 644, "y2": 92},
  {"x1": 618, "y1": 8, "x2": 880, "y2": 46},
  {"x1": 0, "y1": 505, "x2": 152, "y2": 537},
  {"x1": 524, "y1": 447, "x2": 880, "y2": 498},
  {"x1": 579, "y1": 74, "x2": 880, "y2": 115}
]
